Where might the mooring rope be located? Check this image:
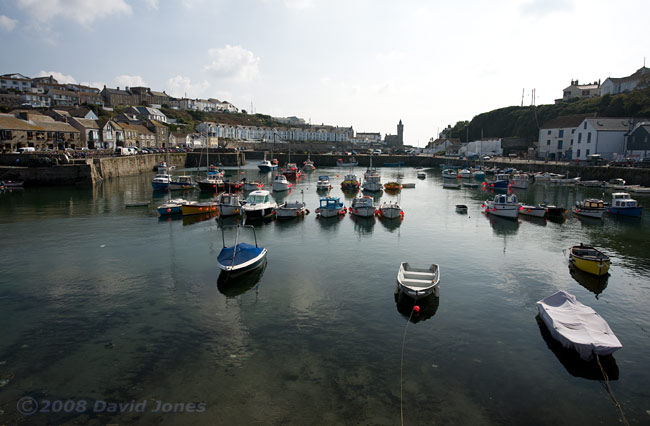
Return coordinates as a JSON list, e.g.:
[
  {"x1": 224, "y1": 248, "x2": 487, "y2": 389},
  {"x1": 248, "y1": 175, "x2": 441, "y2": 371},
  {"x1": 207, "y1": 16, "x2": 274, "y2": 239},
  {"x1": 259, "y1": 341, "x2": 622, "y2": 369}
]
[
  {"x1": 400, "y1": 303, "x2": 418, "y2": 426},
  {"x1": 596, "y1": 353, "x2": 630, "y2": 426}
]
